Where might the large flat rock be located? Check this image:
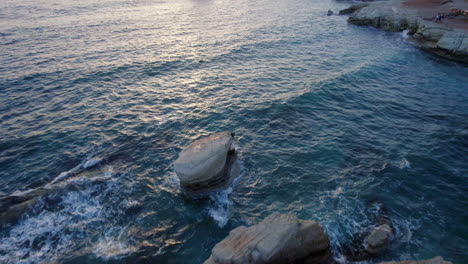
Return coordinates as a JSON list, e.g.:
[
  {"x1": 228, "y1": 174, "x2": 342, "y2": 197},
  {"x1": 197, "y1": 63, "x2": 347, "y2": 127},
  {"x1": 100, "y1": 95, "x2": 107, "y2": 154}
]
[{"x1": 204, "y1": 213, "x2": 330, "y2": 264}]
